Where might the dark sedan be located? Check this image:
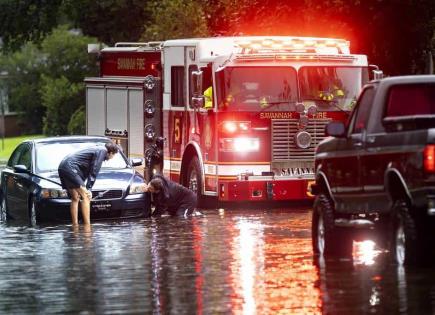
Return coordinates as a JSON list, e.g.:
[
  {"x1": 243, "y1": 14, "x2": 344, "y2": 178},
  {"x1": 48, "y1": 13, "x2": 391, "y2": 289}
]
[{"x1": 0, "y1": 136, "x2": 150, "y2": 225}]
